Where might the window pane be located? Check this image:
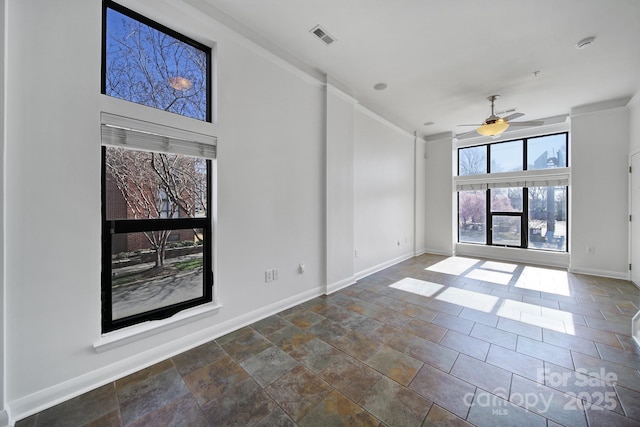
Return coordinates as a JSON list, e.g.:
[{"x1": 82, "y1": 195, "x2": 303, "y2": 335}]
[
  {"x1": 105, "y1": 4, "x2": 209, "y2": 121},
  {"x1": 459, "y1": 190, "x2": 486, "y2": 244},
  {"x1": 491, "y1": 188, "x2": 523, "y2": 212},
  {"x1": 111, "y1": 229, "x2": 204, "y2": 320},
  {"x1": 105, "y1": 146, "x2": 208, "y2": 220},
  {"x1": 528, "y1": 186, "x2": 567, "y2": 251},
  {"x1": 458, "y1": 146, "x2": 487, "y2": 176},
  {"x1": 527, "y1": 134, "x2": 567, "y2": 170},
  {"x1": 492, "y1": 216, "x2": 521, "y2": 246},
  {"x1": 490, "y1": 140, "x2": 523, "y2": 173}
]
